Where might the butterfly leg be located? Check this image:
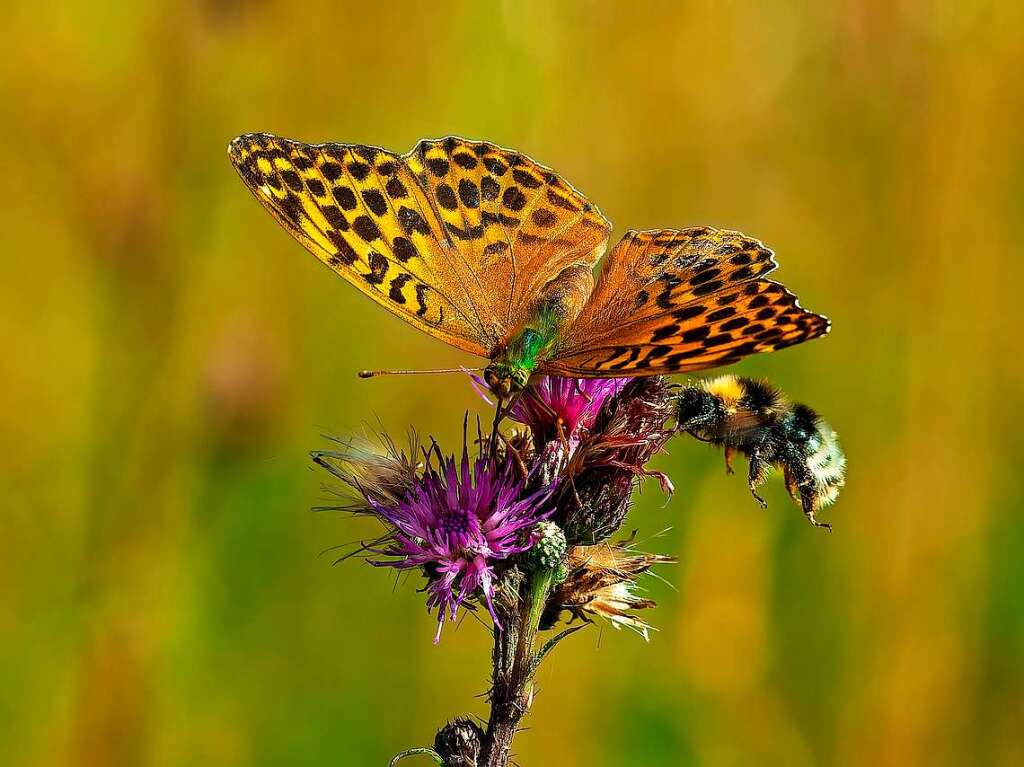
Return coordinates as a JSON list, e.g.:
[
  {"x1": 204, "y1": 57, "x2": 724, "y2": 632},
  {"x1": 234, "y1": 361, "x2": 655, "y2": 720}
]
[
  {"x1": 499, "y1": 432, "x2": 529, "y2": 479},
  {"x1": 555, "y1": 419, "x2": 572, "y2": 459},
  {"x1": 488, "y1": 396, "x2": 506, "y2": 461}
]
